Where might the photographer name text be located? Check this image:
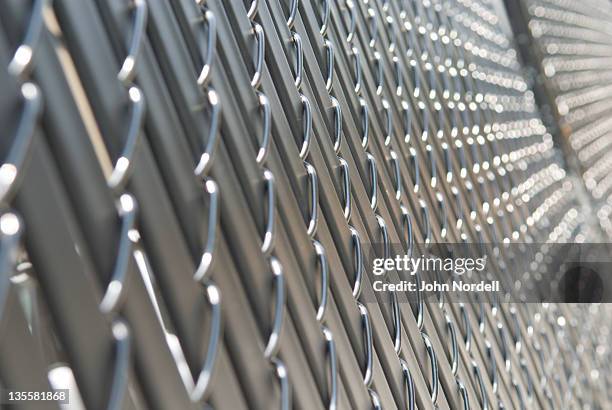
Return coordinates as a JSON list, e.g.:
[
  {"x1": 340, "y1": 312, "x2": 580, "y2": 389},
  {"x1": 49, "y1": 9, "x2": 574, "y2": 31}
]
[{"x1": 373, "y1": 279, "x2": 500, "y2": 293}]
